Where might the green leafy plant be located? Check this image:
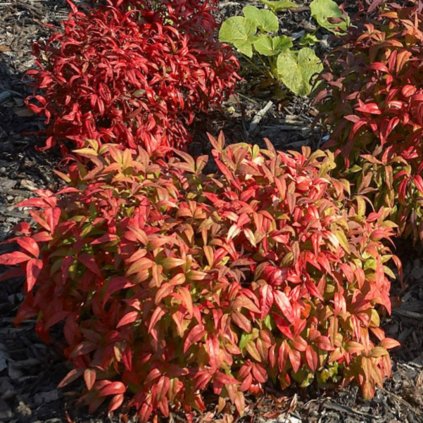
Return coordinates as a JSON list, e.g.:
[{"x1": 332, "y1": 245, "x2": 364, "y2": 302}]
[
  {"x1": 310, "y1": 0, "x2": 350, "y2": 34},
  {"x1": 260, "y1": 0, "x2": 300, "y2": 12},
  {"x1": 219, "y1": 0, "x2": 348, "y2": 96},
  {"x1": 315, "y1": 1, "x2": 423, "y2": 241},
  {"x1": 0, "y1": 136, "x2": 400, "y2": 420}
]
